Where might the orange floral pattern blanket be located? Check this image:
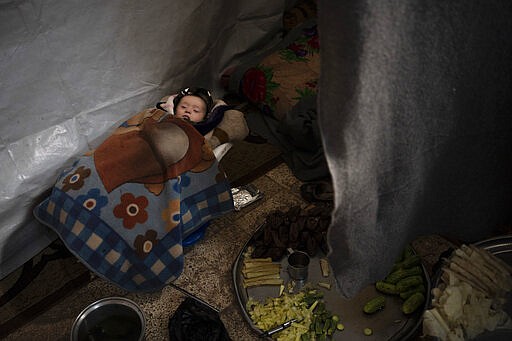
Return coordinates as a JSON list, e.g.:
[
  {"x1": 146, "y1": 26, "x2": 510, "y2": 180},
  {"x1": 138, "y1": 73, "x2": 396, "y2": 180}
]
[{"x1": 33, "y1": 108, "x2": 234, "y2": 292}]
